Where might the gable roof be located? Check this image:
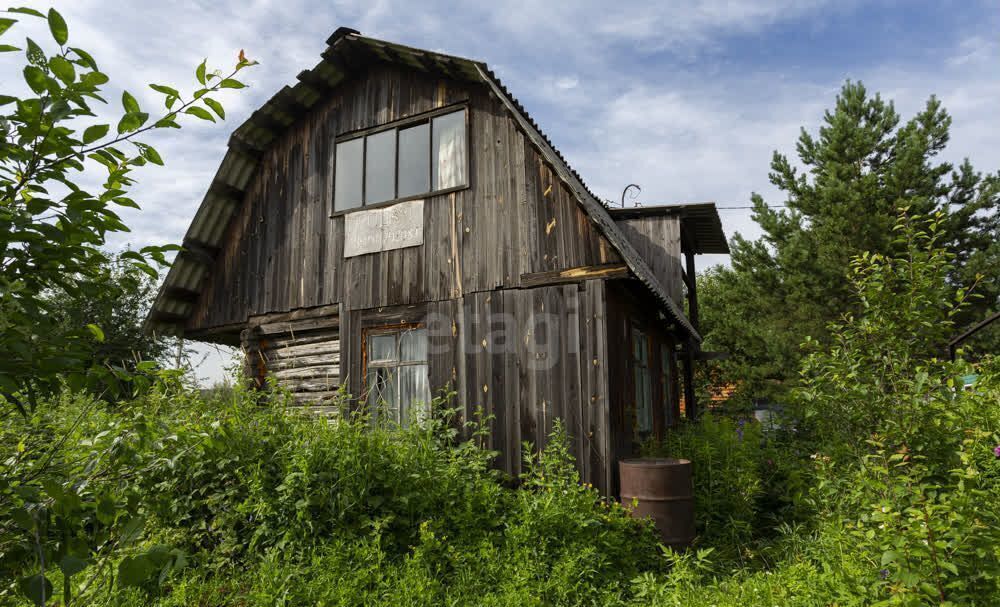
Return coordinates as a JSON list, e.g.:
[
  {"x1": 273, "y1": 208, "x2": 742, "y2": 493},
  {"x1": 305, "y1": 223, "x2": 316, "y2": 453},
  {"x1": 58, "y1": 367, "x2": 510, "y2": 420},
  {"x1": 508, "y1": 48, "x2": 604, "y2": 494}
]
[
  {"x1": 609, "y1": 203, "x2": 730, "y2": 255},
  {"x1": 147, "y1": 28, "x2": 703, "y2": 342}
]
